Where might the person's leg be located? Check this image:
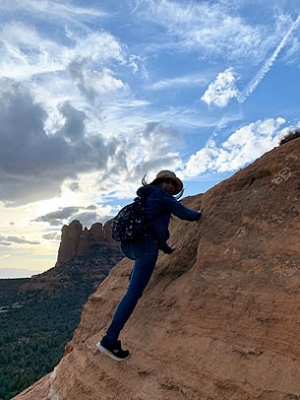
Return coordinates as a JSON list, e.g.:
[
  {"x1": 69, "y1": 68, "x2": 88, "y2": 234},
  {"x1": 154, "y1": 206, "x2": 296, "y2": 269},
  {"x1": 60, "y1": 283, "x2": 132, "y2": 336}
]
[{"x1": 105, "y1": 240, "x2": 158, "y2": 343}]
